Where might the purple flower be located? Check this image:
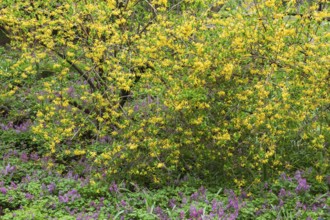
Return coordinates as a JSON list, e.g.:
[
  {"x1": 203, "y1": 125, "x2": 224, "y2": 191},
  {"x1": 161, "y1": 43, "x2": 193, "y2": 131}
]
[
  {"x1": 312, "y1": 204, "x2": 318, "y2": 211},
  {"x1": 97, "y1": 197, "x2": 105, "y2": 210},
  {"x1": 264, "y1": 182, "x2": 269, "y2": 189},
  {"x1": 168, "y1": 198, "x2": 176, "y2": 209},
  {"x1": 211, "y1": 199, "x2": 225, "y2": 218},
  {"x1": 190, "y1": 192, "x2": 198, "y2": 201},
  {"x1": 278, "y1": 188, "x2": 286, "y2": 197},
  {"x1": 65, "y1": 206, "x2": 76, "y2": 215},
  {"x1": 3, "y1": 163, "x2": 16, "y2": 175},
  {"x1": 240, "y1": 190, "x2": 248, "y2": 199},
  {"x1": 25, "y1": 193, "x2": 34, "y2": 200},
  {"x1": 109, "y1": 181, "x2": 118, "y2": 193},
  {"x1": 217, "y1": 206, "x2": 225, "y2": 218},
  {"x1": 0, "y1": 187, "x2": 7, "y2": 195},
  {"x1": 182, "y1": 197, "x2": 187, "y2": 205},
  {"x1": 22, "y1": 175, "x2": 31, "y2": 183},
  {"x1": 10, "y1": 182, "x2": 17, "y2": 189},
  {"x1": 228, "y1": 211, "x2": 239, "y2": 220},
  {"x1": 14, "y1": 120, "x2": 31, "y2": 133},
  {"x1": 255, "y1": 209, "x2": 263, "y2": 216},
  {"x1": 66, "y1": 171, "x2": 79, "y2": 180},
  {"x1": 67, "y1": 86, "x2": 75, "y2": 97},
  {"x1": 294, "y1": 171, "x2": 303, "y2": 181},
  {"x1": 92, "y1": 212, "x2": 99, "y2": 219},
  {"x1": 89, "y1": 201, "x2": 96, "y2": 207},
  {"x1": 100, "y1": 135, "x2": 111, "y2": 143},
  {"x1": 179, "y1": 211, "x2": 185, "y2": 219},
  {"x1": 30, "y1": 153, "x2": 39, "y2": 161},
  {"x1": 58, "y1": 189, "x2": 80, "y2": 203},
  {"x1": 280, "y1": 172, "x2": 287, "y2": 180},
  {"x1": 49, "y1": 203, "x2": 56, "y2": 209},
  {"x1": 0, "y1": 121, "x2": 13, "y2": 131},
  {"x1": 0, "y1": 123, "x2": 8, "y2": 130},
  {"x1": 227, "y1": 197, "x2": 239, "y2": 210},
  {"x1": 154, "y1": 206, "x2": 167, "y2": 219},
  {"x1": 76, "y1": 215, "x2": 82, "y2": 220},
  {"x1": 211, "y1": 200, "x2": 218, "y2": 212},
  {"x1": 47, "y1": 183, "x2": 56, "y2": 194},
  {"x1": 20, "y1": 153, "x2": 29, "y2": 162},
  {"x1": 226, "y1": 190, "x2": 239, "y2": 210},
  {"x1": 295, "y1": 201, "x2": 307, "y2": 210},
  {"x1": 67, "y1": 189, "x2": 77, "y2": 195},
  {"x1": 278, "y1": 199, "x2": 284, "y2": 207},
  {"x1": 189, "y1": 205, "x2": 198, "y2": 218},
  {"x1": 67, "y1": 189, "x2": 81, "y2": 202},
  {"x1": 59, "y1": 195, "x2": 69, "y2": 203},
  {"x1": 295, "y1": 178, "x2": 310, "y2": 193},
  {"x1": 120, "y1": 200, "x2": 127, "y2": 207},
  {"x1": 280, "y1": 172, "x2": 292, "y2": 182},
  {"x1": 198, "y1": 186, "x2": 206, "y2": 199}
]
